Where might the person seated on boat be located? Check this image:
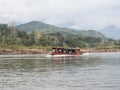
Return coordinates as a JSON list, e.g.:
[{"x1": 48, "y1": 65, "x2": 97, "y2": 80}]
[
  {"x1": 54, "y1": 49, "x2": 59, "y2": 54},
  {"x1": 58, "y1": 49, "x2": 62, "y2": 54},
  {"x1": 75, "y1": 50, "x2": 79, "y2": 54},
  {"x1": 69, "y1": 50, "x2": 73, "y2": 54},
  {"x1": 62, "y1": 49, "x2": 65, "y2": 54}
]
